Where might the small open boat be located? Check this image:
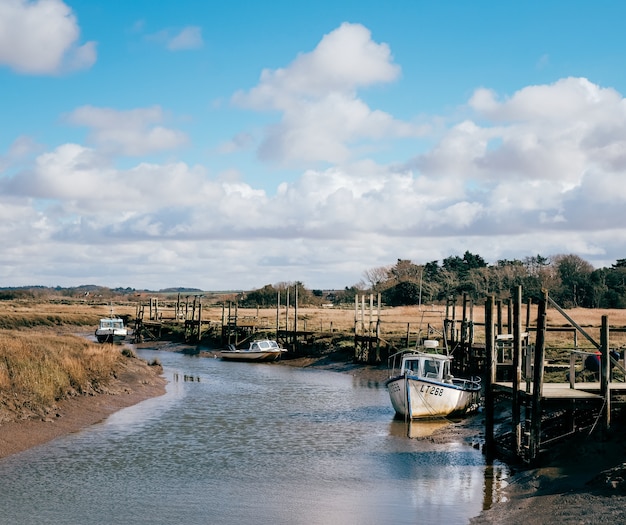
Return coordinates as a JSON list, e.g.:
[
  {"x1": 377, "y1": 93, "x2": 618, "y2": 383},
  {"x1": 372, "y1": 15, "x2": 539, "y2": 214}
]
[
  {"x1": 386, "y1": 340, "x2": 481, "y2": 419},
  {"x1": 95, "y1": 316, "x2": 127, "y2": 344},
  {"x1": 220, "y1": 339, "x2": 284, "y2": 362}
]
